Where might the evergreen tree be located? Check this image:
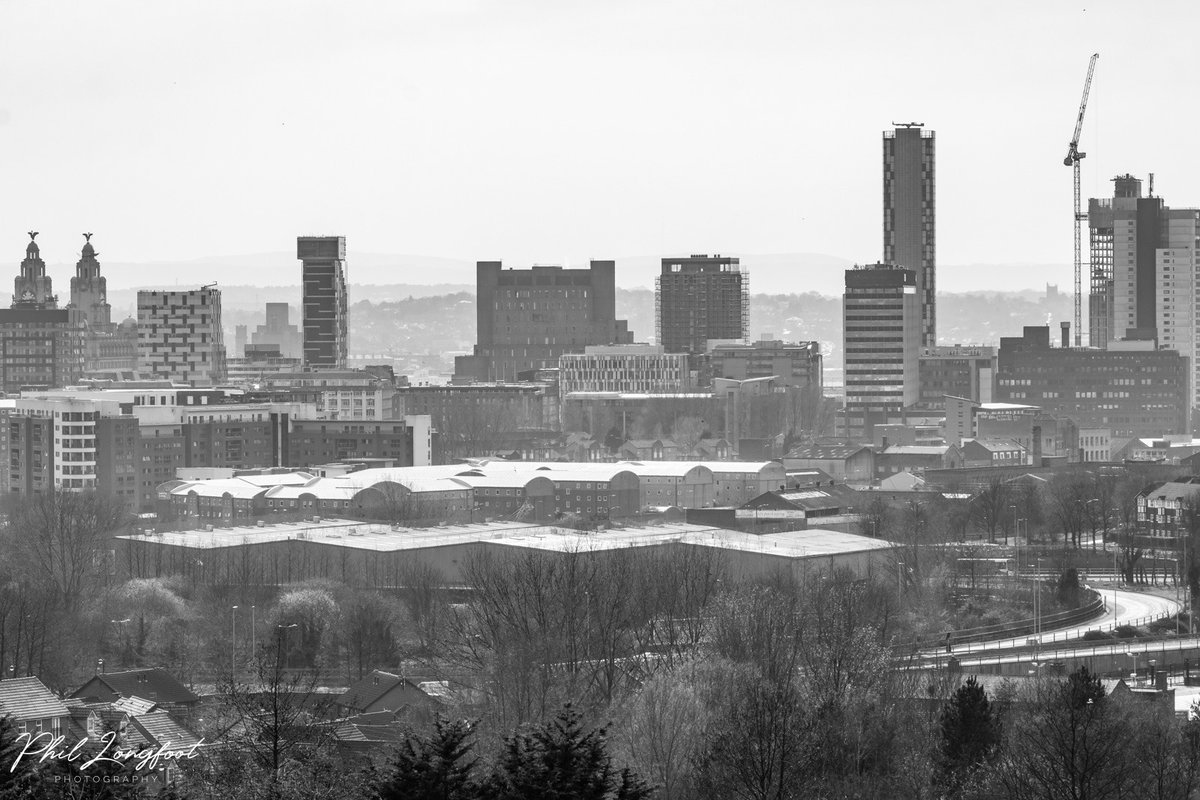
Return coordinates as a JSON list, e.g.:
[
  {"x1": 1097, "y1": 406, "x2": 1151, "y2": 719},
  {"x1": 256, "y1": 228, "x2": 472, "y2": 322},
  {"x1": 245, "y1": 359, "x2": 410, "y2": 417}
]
[
  {"x1": 487, "y1": 705, "x2": 652, "y2": 800},
  {"x1": 0, "y1": 715, "x2": 39, "y2": 800},
  {"x1": 938, "y1": 676, "x2": 999, "y2": 790},
  {"x1": 1064, "y1": 665, "x2": 1105, "y2": 709},
  {"x1": 377, "y1": 715, "x2": 482, "y2": 800}
]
